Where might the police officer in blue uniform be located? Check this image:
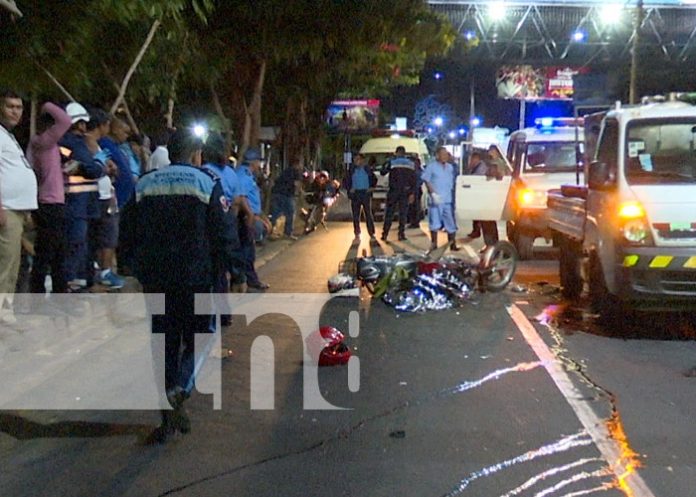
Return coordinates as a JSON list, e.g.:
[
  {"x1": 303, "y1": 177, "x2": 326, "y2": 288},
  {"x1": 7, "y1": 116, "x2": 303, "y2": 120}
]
[
  {"x1": 380, "y1": 146, "x2": 417, "y2": 241},
  {"x1": 236, "y1": 148, "x2": 270, "y2": 290},
  {"x1": 120, "y1": 128, "x2": 243, "y2": 443}
]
